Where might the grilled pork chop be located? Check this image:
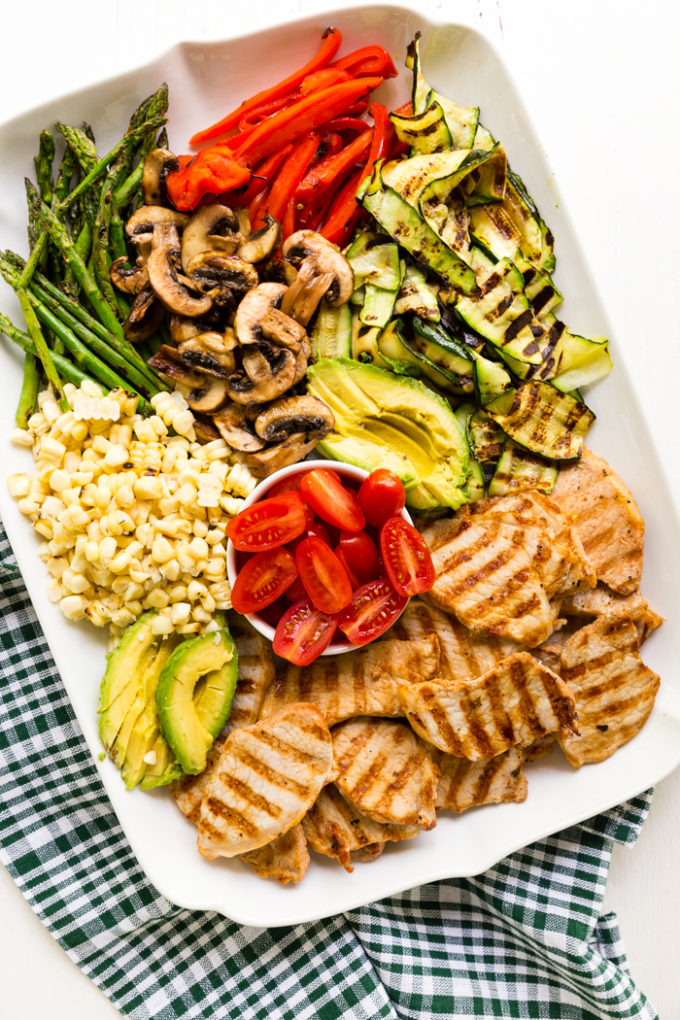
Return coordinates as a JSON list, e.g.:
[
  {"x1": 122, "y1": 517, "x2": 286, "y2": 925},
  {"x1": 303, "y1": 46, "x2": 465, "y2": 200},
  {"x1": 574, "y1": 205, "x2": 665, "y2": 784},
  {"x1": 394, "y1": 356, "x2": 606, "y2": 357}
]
[
  {"x1": 259, "y1": 637, "x2": 440, "y2": 726},
  {"x1": 332, "y1": 718, "x2": 439, "y2": 830},
  {"x1": 389, "y1": 598, "x2": 516, "y2": 684},
  {"x1": 197, "y1": 703, "x2": 336, "y2": 859},
  {"x1": 399, "y1": 652, "x2": 578, "y2": 759},
  {"x1": 557, "y1": 616, "x2": 660, "y2": 767},
  {"x1": 550, "y1": 448, "x2": 644, "y2": 595},
  {"x1": 432, "y1": 746, "x2": 528, "y2": 812},
  {"x1": 240, "y1": 824, "x2": 310, "y2": 884},
  {"x1": 301, "y1": 785, "x2": 418, "y2": 872}
]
